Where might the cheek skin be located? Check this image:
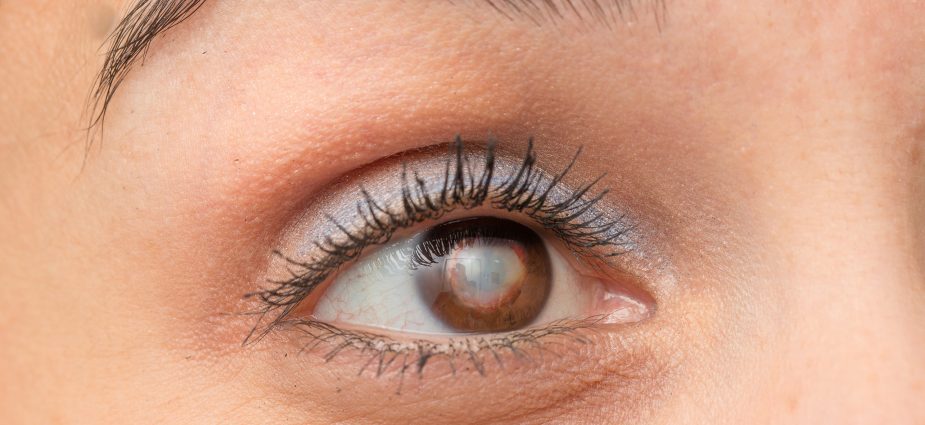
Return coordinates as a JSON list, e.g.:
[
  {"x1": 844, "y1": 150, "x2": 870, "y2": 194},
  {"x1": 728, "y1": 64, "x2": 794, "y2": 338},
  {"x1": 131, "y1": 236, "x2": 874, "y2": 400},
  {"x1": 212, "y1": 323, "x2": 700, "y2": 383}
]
[
  {"x1": 85, "y1": 1, "x2": 750, "y2": 422},
  {"x1": 3, "y1": 0, "x2": 925, "y2": 423}
]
